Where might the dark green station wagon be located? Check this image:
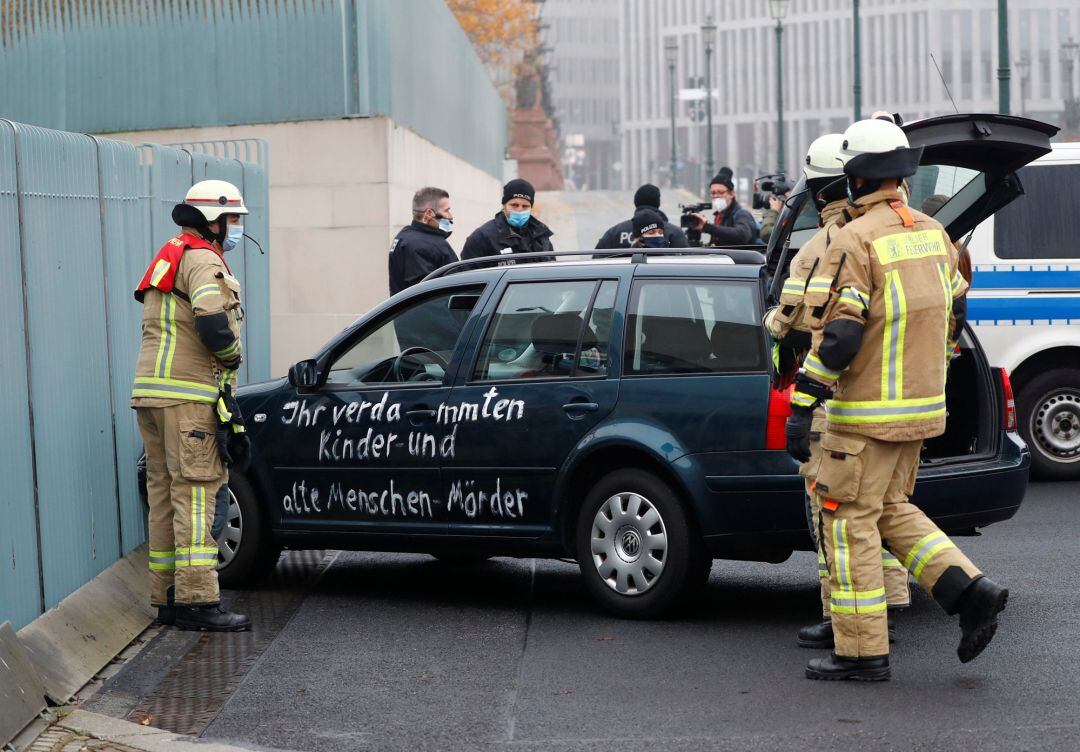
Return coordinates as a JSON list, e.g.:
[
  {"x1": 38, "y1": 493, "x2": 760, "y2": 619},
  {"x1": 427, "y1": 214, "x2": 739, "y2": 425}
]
[{"x1": 188, "y1": 113, "x2": 1051, "y2": 618}]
